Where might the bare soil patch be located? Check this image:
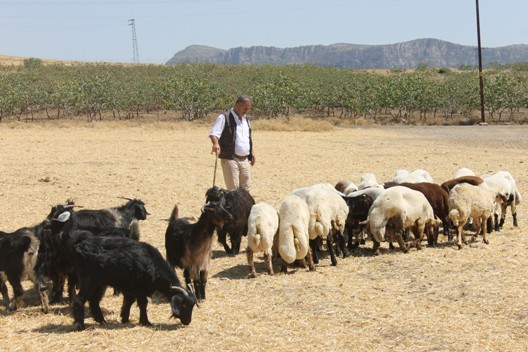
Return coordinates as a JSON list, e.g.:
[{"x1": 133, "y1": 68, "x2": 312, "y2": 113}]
[{"x1": 0, "y1": 122, "x2": 526, "y2": 351}]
